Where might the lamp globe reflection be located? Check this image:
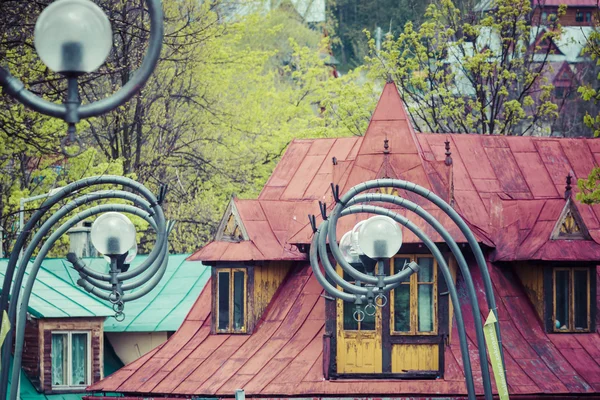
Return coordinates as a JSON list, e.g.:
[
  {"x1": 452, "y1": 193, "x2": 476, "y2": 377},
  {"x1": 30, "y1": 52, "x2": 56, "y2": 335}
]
[
  {"x1": 356, "y1": 216, "x2": 403, "y2": 260},
  {"x1": 91, "y1": 212, "x2": 136, "y2": 256},
  {"x1": 34, "y1": 0, "x2": 113, "y2": 74}
]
